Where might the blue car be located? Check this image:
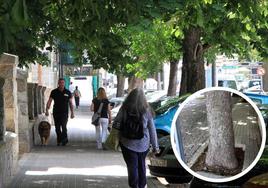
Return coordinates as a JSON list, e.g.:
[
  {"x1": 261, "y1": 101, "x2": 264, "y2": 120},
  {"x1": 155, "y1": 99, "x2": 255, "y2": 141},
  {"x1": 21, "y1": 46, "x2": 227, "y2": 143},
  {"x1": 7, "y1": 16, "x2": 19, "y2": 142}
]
[
  {"x1": 244, "y1": 92, "x2": 268, "y2": 104},
  {"x1": 151, "y1": 94, "x2": 190, "y2": 138},
  {"x1": 154, "y1": 105, "x2": 178, "y2": 137}
]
